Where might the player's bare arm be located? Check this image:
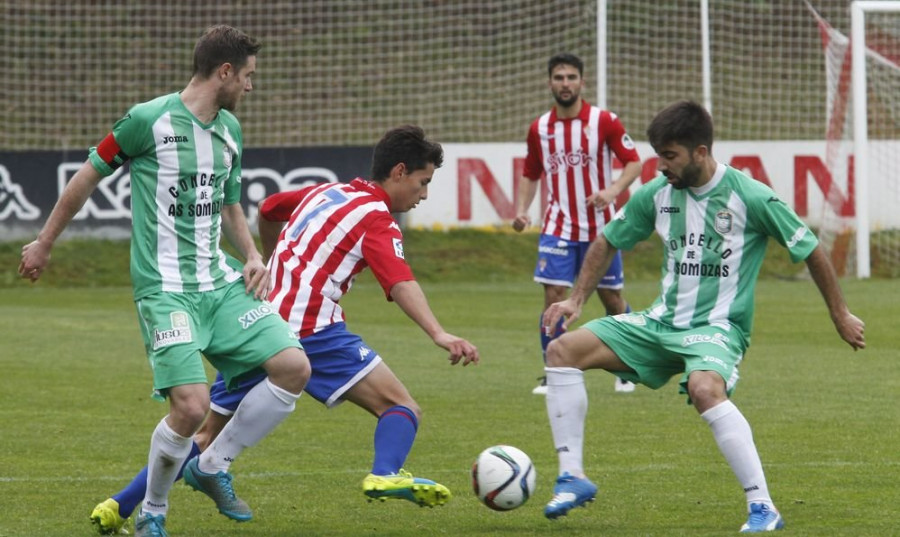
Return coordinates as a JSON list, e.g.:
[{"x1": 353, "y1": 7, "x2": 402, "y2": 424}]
[
  {"x1": 19, "y1": 160, "x2": 104, "y2": 282},
  {"x1": 586, "y1": 160, "x2": 642, "y2": 209},
  {"x1": 257, "y1": 202, "x2": 287, "y2": 263},
  {"x1": 389, "y1": 280, "x2": 480, "y2": 366},
  {"x1": 221, "y1": 202, "x2": 269, "y2": 299},
  {"x1": 512, "y1": 175, "x2": 539, "y2": 232},
  {"x1": 542, "y1": 234, "x2": 617, "y2": 334},
  {"x1": 804, "y1": 245, "x2": 866, "y2": 350}
]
